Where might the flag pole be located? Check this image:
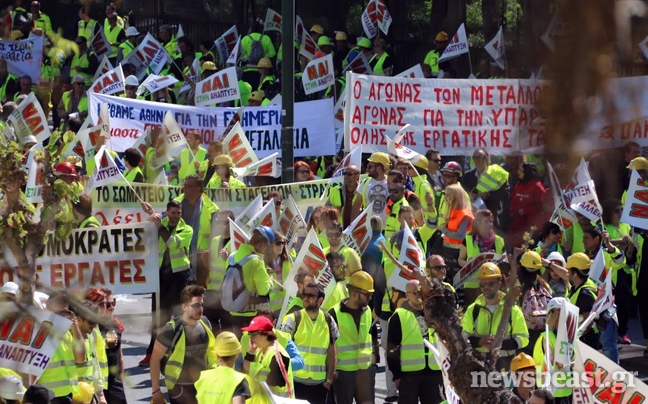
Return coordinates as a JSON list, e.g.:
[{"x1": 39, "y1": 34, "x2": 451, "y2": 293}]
[{"x1": 467, "y1": 49, "x2": 474, "y2": 76}]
